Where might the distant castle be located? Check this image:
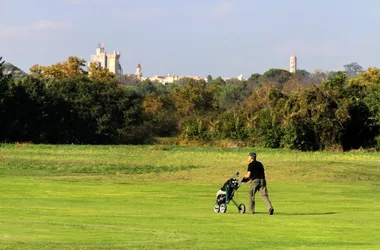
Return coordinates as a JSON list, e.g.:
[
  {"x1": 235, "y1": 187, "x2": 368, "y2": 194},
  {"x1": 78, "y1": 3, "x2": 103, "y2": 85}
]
[
  {"x1": 89, "y1": 44, "x2": 296, "y2": 81},
  {"x1": 89, "y1": 44, "x2": 123, "y2": 75}
]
